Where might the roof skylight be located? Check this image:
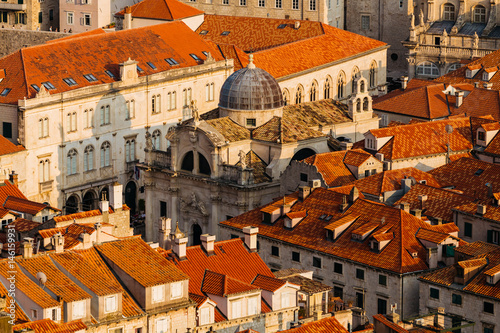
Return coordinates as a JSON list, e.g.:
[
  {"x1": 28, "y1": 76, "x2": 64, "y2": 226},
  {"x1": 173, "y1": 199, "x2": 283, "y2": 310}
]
[
  {"x1": 42, "y1": 81, "x2": 56, "y2": 90},
  {"x1": 165, "y1": 58, "x2": 179, "y2": 66},
  {"x1": 0, "y1": 88, "x2": 11, "y2": 96},
  {"x1": 83, "y1": 74, "x2": 98, "y2": 82},
  {"x1": 147, "y1": 62, "x2": 157, "y2": 70},
  {"x1": 63, "y1": 78, "x2": 78, "y2": 86}
]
